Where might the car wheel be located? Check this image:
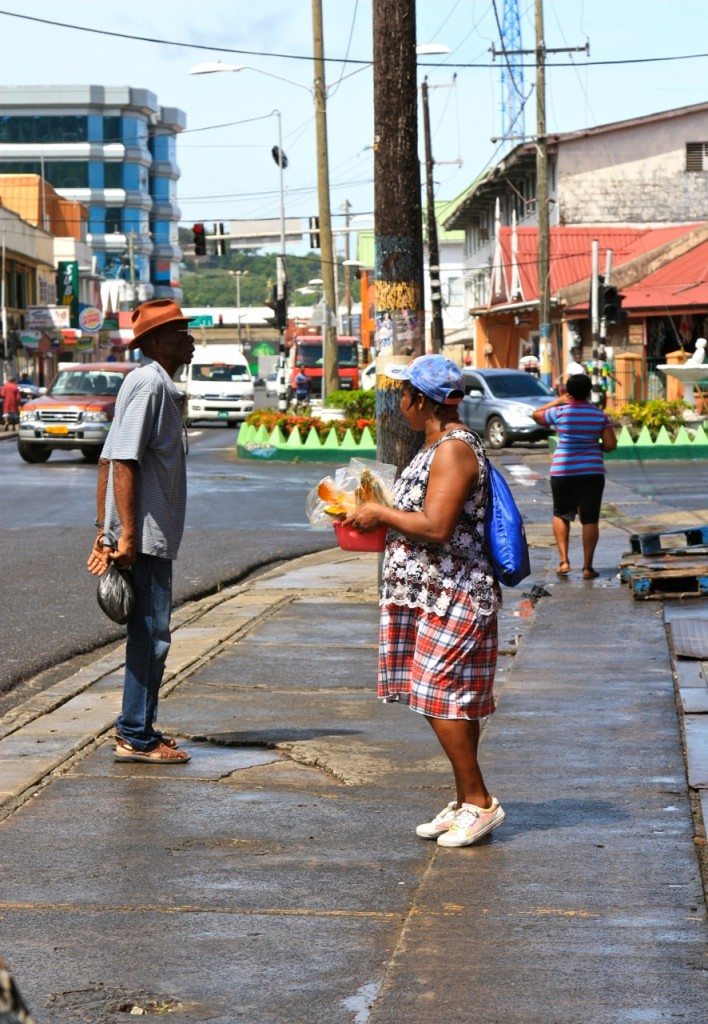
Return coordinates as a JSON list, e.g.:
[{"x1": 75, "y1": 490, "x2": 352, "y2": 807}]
[
  {"x1": 17, "y1": 441, "x2": 51, "y2": 463},
  {"x1": 81, "y1": 448, "x2": 101, "y2": 463},
  {"x1": 485, "y1": 416, "x2": 511, "y2": 449}
]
